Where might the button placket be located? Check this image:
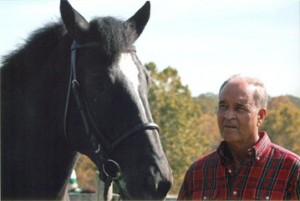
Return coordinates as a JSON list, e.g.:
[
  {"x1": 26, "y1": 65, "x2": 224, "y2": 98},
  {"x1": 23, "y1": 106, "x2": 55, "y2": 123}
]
[{"x1": 229, "y1": 189, "x2": 239, "y2": 200}]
